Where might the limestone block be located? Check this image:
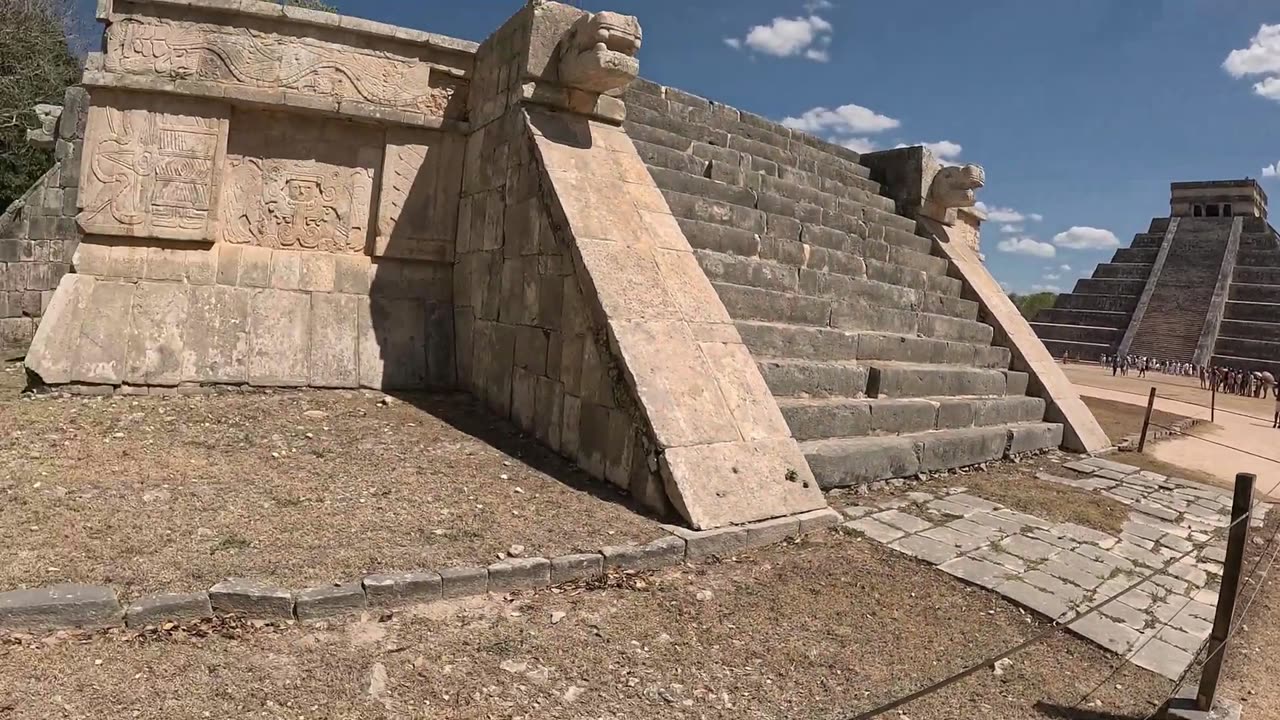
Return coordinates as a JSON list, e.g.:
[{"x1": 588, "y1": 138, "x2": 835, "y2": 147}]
[
  {"x1": 487, "y1": 557, "x2": 551, "y2": 592},
  {"x1": 181, "y1": 284, "x2": 250, "y2": 383},
  {"x1": 661, "y1": 438, "x2": 824, "y2": 531},
  {"x1": 125, "y1": 282, "x2": 188, "y2": 386},
  {"x1": 299, "y1": 253, "x2": 336, "y2": 292},
  {"x1": 185, "y1": 245, "x2": 218, "y2": 285},
  {"x1": 109, "y1": 244, "x2": 147, "y2": 279},
  {"x1": 78, "y1": 90, "x2": 229, "y2": 242},
  {"x1": 696, "y1": 339, "x2": 792, "y2": 442},
  {"x1": 270, "y1": 251, "x2": 302, "y2": 290},
  {"x1": 238, "y1": 246, "x2": 272, "y2": 288},
  {"x1": 309, "y1": 293, "x2": 359, "y2": 388},
  {"x1": 440, "y1": 567, "x2": 489, "y2": 598},
  {"x1": 358, "y1": 296, "x2": 428, "y2": 389},
  {"x1": 0, "y1": 584, "x2": 122, "y2": 630},
  {"x1": 208, "y1": 579, "x2": 293, "y2": 620},
  {"x1": 248, "y1": 289, "x2": 310, "y2": 386},
  {"x1": 294, "y1": 582, "x2": 366, "y2": 621},
  {"x1": 550, "y1": 553, "x2": 602, "y2": 584},
  {"x1": 125, "y1": 592, "x2": 212, "y2": 628},
  {"x1": 144, "y1": 247, "x2": 187, "y2": 281},
  {"x1": 74, "y1": 279, "x2": 136, "y2": 385},
  {"x1": 363, "y1": 572, "x2": 443, "y2": 607},
  {"x1": 25, "y1": 274, "x2": 95, "y2": 384}
]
